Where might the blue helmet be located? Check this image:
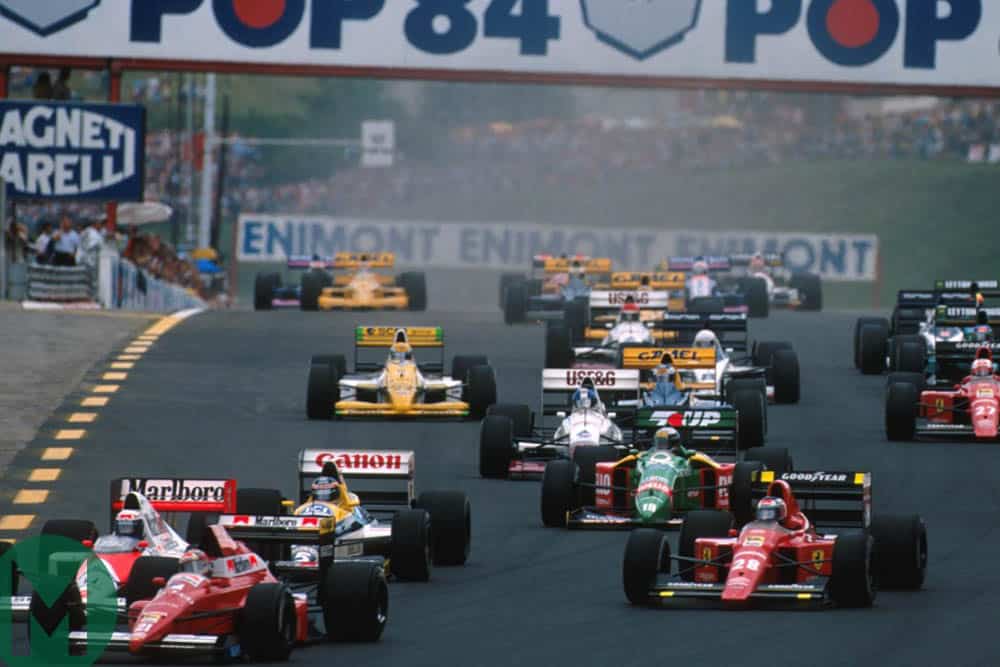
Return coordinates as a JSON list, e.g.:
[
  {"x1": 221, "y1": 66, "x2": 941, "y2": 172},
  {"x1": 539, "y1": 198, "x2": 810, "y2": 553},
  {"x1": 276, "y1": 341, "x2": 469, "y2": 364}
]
[{"x1": 572, "y1": 387, "x2": 599, "y2": 410}]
